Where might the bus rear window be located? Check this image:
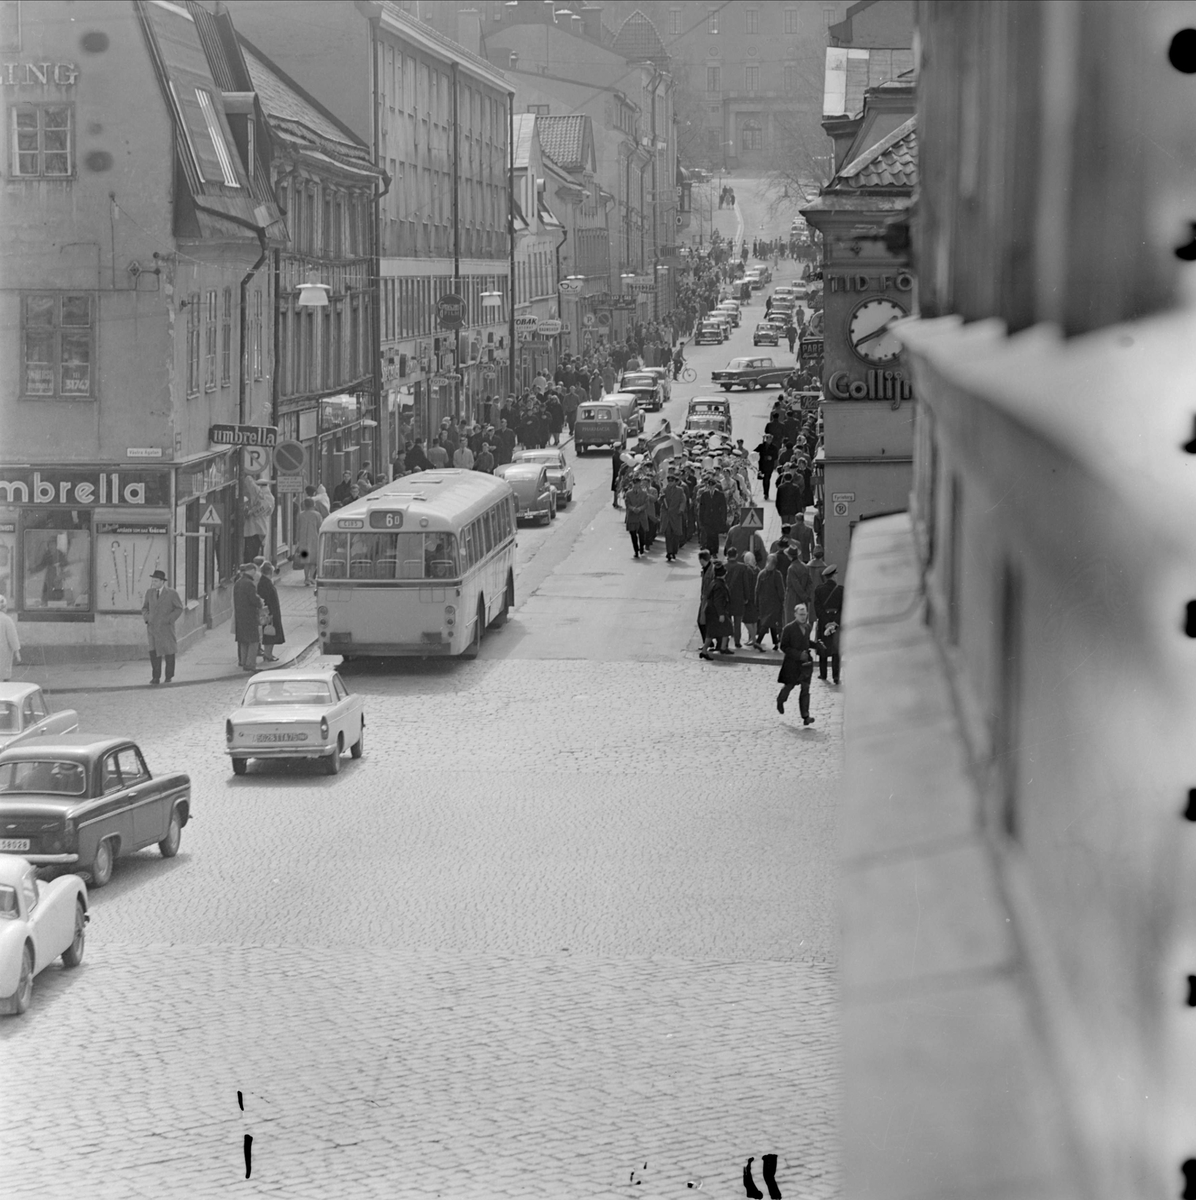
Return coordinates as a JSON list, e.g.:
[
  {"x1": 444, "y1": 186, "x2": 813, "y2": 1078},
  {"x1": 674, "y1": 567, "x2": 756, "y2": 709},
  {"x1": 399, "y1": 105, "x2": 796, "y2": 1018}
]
[{"x1": 320, "y1": 531, "x2": 459, "y2": 580}]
